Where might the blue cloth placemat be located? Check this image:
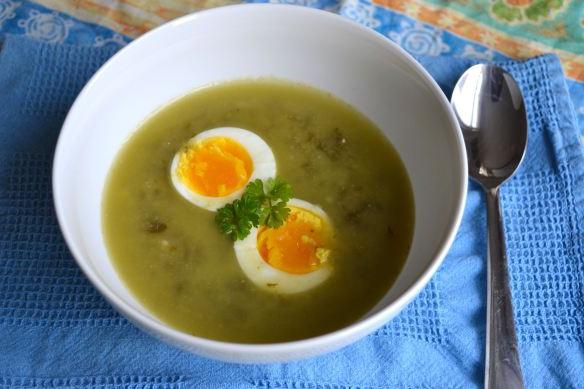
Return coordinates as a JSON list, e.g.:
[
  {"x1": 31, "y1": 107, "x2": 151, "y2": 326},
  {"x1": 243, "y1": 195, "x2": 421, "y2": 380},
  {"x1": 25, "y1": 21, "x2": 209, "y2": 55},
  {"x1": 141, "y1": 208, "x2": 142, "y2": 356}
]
[{"x1": 0, "y1": 34, "x2": 583, "y2": 388}]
